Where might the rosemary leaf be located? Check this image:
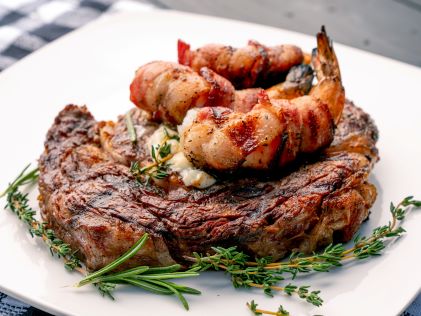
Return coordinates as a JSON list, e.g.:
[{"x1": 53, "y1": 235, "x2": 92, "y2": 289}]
[
  {"x1": 122, "y1": 278, "x2": 173, "y2": 295},
  {"x1": 78, "y1": 233, "x2": 149, "y2": 287},
  {"x1": 125, "y1": 112, "x2": 137, "y2": 144},
  {"x1": 0, "y1": 164, "x2": 39, "y2": 198},
  {"x1": 147, "y1": 279, "x2": 190, "y2": 310},
  {"x1": 143, "y1": 264, "x2": 182, "y2": 274}
]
